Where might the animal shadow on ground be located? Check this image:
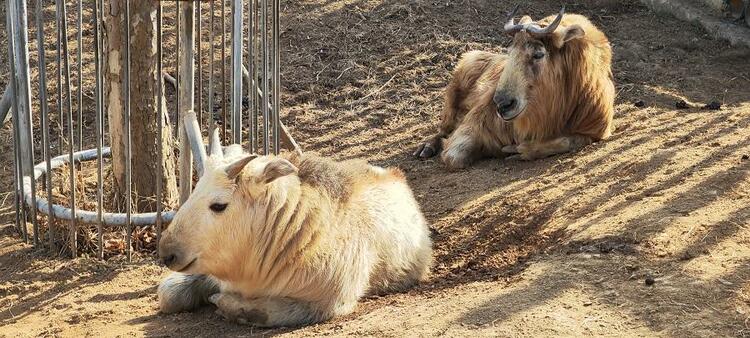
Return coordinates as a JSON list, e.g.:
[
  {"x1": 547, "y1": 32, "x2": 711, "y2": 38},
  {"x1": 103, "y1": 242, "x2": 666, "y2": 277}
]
[{"x1": 0, "y1": 226, "x2": 125, "y2": 325}]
